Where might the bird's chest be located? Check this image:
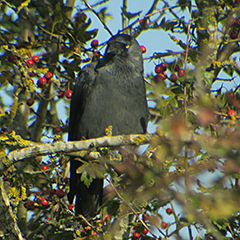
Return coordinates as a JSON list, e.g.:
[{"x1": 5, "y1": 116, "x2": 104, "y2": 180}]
[{"x1": 97, "y1": 64, "x2": 140, "y2": 94}]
